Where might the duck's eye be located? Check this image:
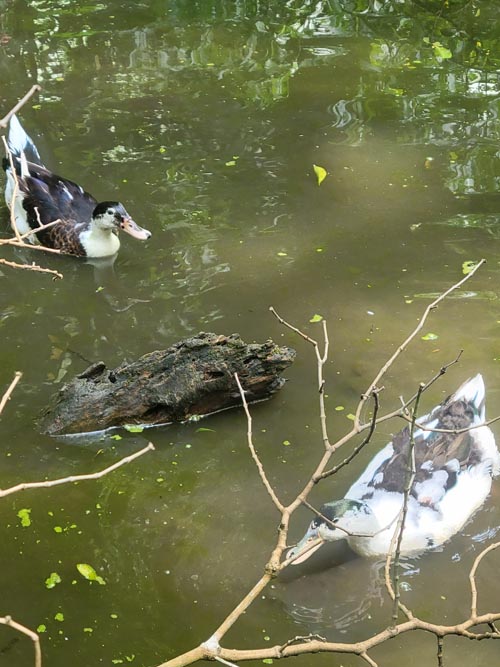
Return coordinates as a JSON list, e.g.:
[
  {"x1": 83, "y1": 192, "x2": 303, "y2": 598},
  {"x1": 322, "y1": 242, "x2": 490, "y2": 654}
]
[{"x1": 107, "y1": 208, "x2": 114, "y2": 215}]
